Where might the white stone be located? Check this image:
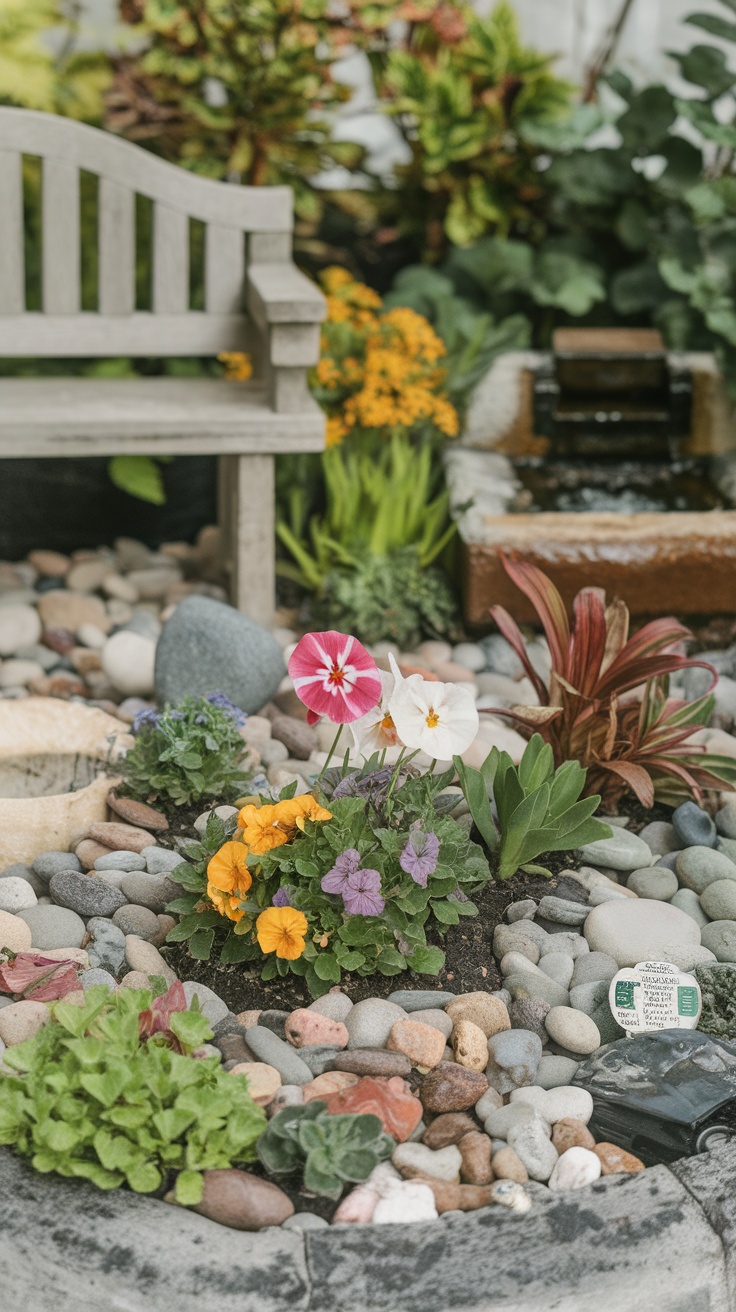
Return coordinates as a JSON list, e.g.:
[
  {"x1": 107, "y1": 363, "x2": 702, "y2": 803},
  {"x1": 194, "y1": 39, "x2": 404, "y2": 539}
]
[
  {"x1": 548, "y1": 1146, "x2": 601, "y2": 1192},
  {"x1": 0, "y1": 876, "x2": 38, "y2": 913},
  {"x1": 510, "y1": 1085, "x2": 594, "y2": 1126},
  {"x1": 372, "y1": 1179, "x2": 438, "y2": 1224},
  {"x1": 102, "y1": 631, "x2": 156, "y2": 696},
  {"x1": 77, "y1": 623, "x2": 108, "y2": 650},
  {"x1": 452, "y1": 643, "x2": 487, "y2": 673},
  {"x1": 584, "y1": 897, "x2": 701, "y2": 967},
  {"x1": 392, "y1": 1142, "x2": 462, "y2": 1182},
  {"x1": 0, "y1": 659, "x2": 44, "y2": 688},
  {"x1": 0, "y1": 605, "x2": 41, "y2": 657}
]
